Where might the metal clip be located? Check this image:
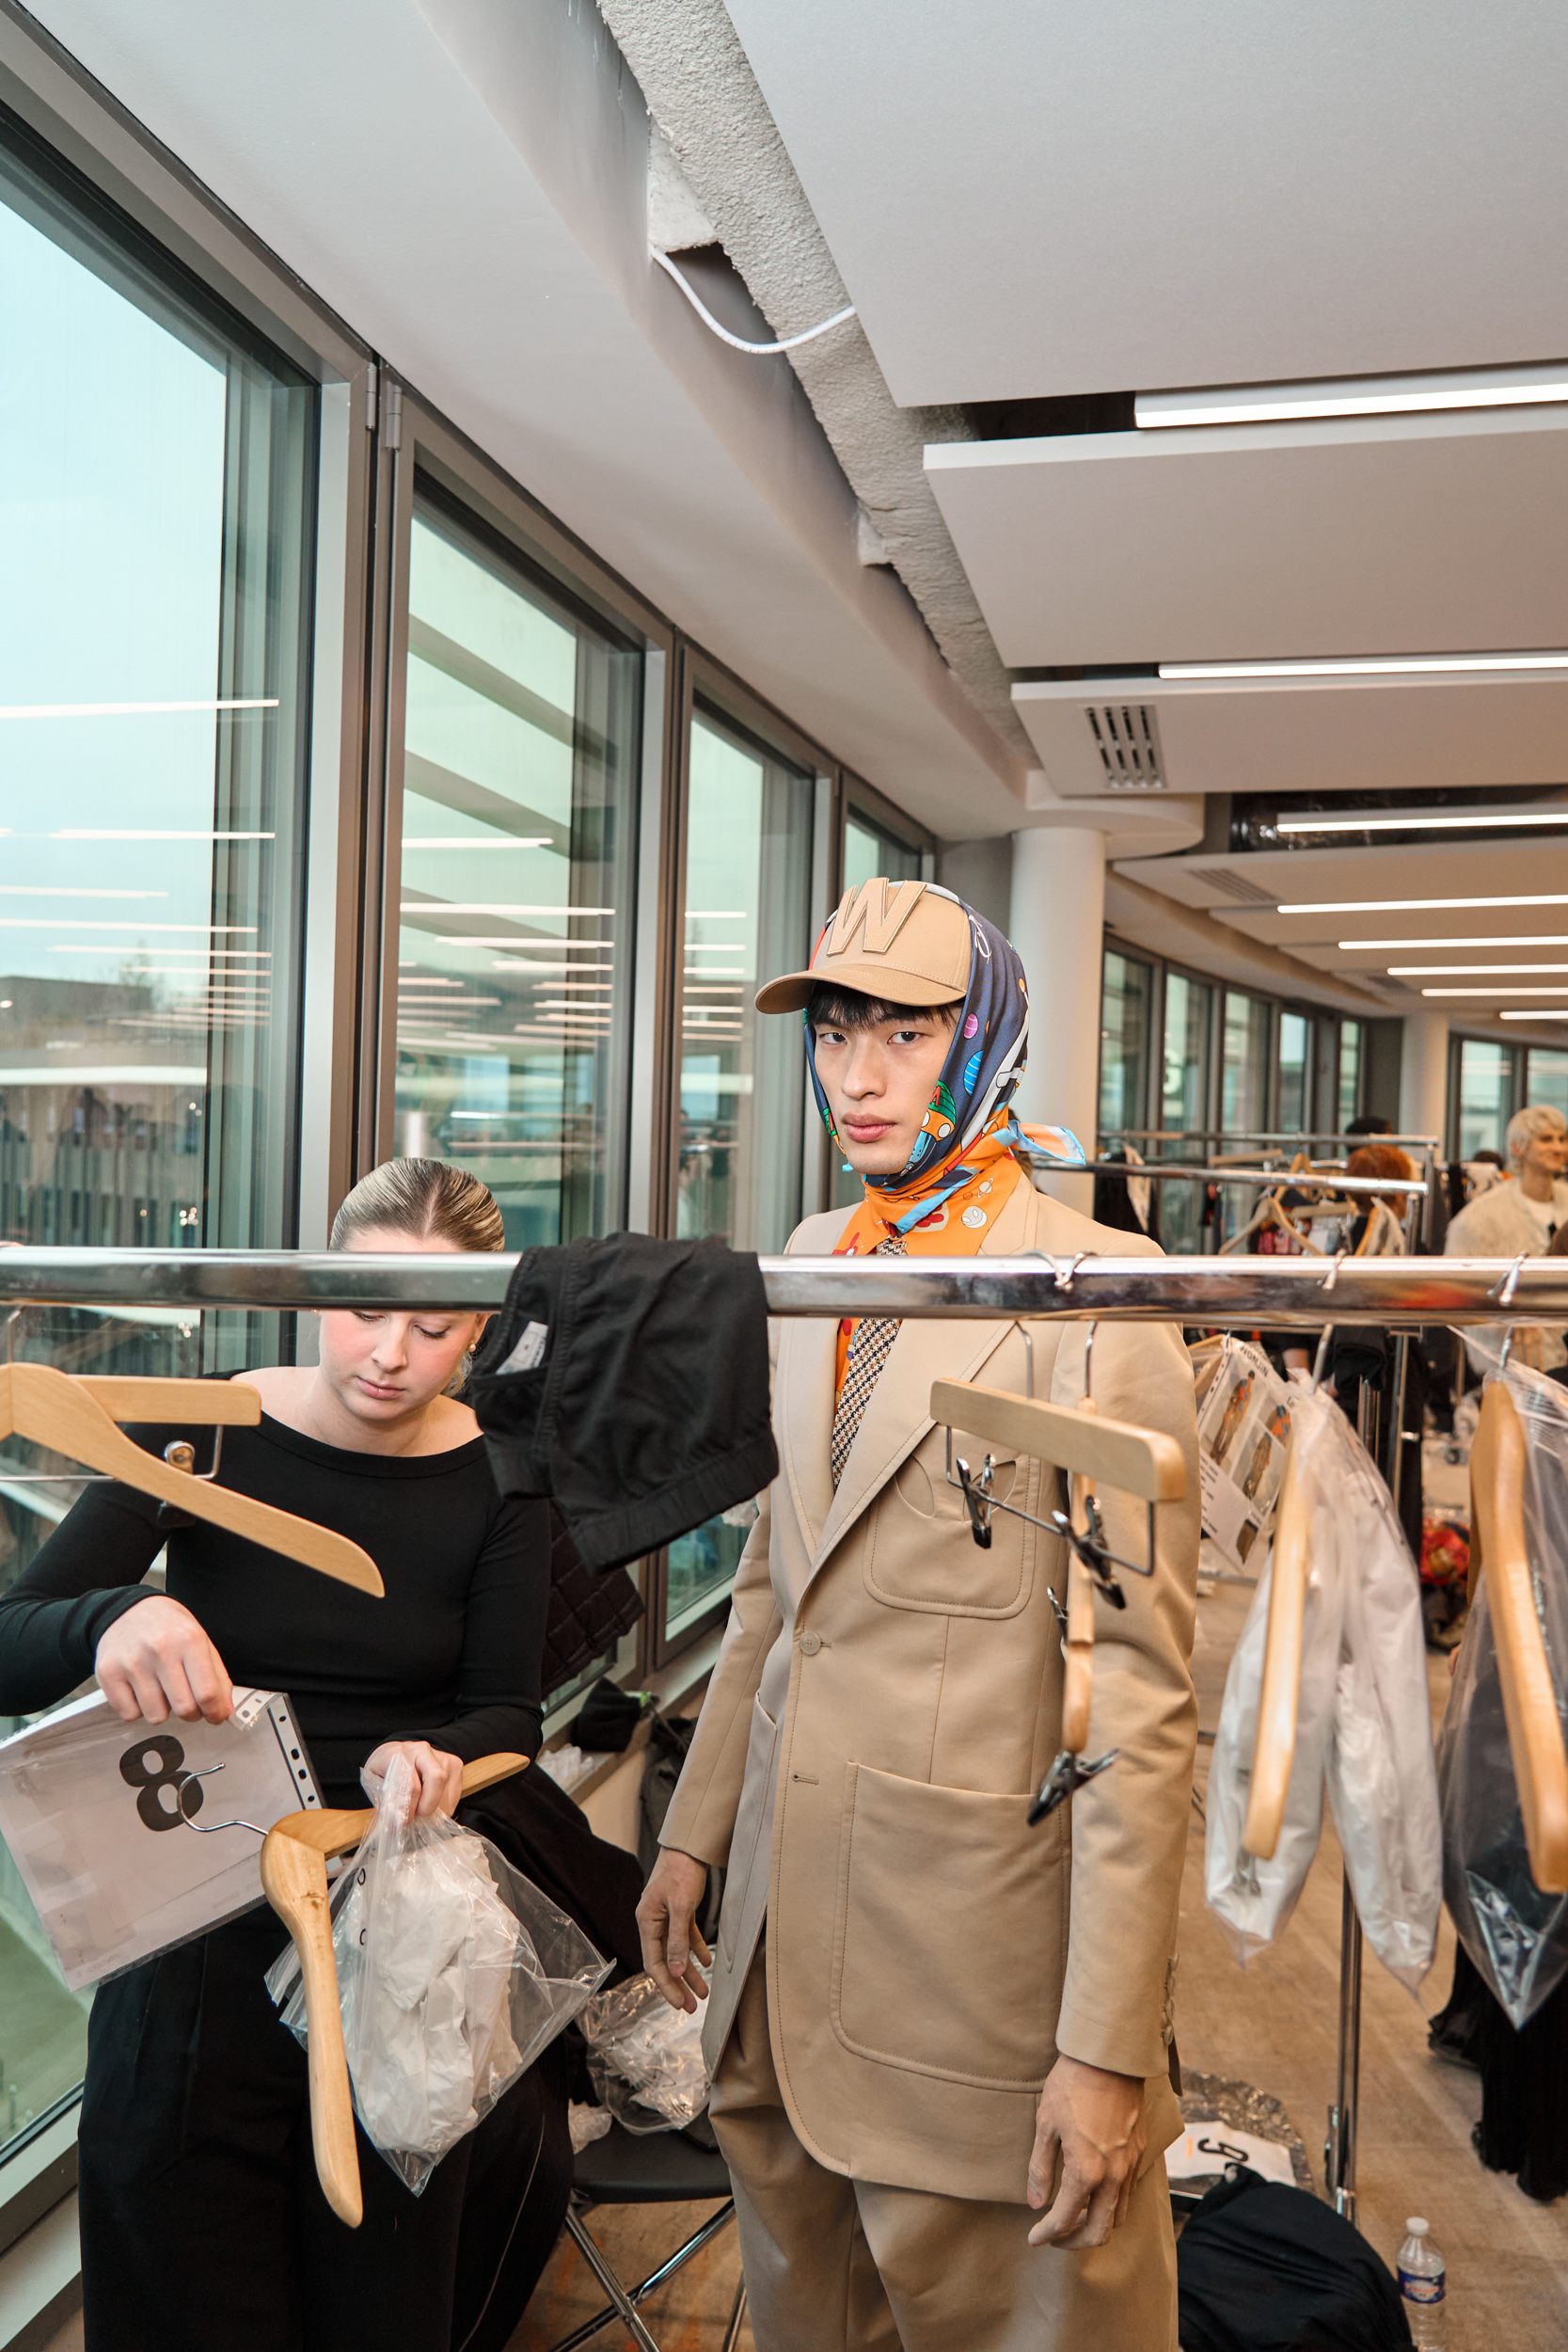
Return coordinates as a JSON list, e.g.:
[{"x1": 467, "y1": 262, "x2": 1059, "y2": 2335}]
[
  {"x1": 955, "y1": 1454, "x2": 995, "y2": 1549},
  {"x1": 1047, "y1": 1491, "x2": 1135, "y2": 1605},
  {"x1": 1029, "y1": 1746, "x2": 1119, "y2": 1824}
]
